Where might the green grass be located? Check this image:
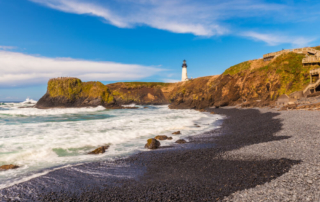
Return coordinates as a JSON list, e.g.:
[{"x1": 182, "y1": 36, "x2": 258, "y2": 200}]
[
  {"x1": 313, "y1": 46, "x2": 320, "y2": 51},
  {"x1": 48, "y1": 78, "x2": 113, "y2": 103},
  {"x1": 256, "y1": 53, "x2": 311, "y2": 95},
  {"x1": 223, "y1": 61, "x2": 251, "y2": 76},
  {"x1": 122, "y1": 82, "x2": 172, "y2": 88}
]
